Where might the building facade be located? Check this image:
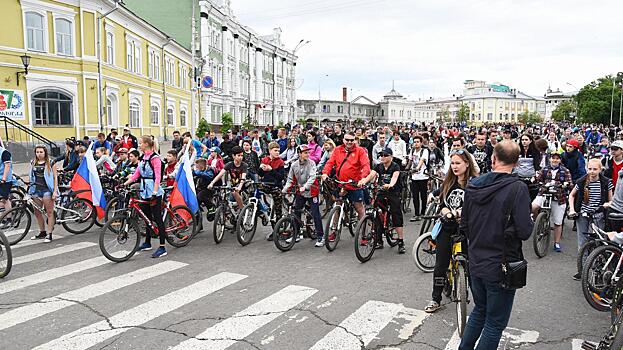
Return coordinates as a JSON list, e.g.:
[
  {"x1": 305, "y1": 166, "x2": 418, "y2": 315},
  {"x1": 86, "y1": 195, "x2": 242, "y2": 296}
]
[
  {"x1": 543, "y1": 87, "x2": 573, "y2": 121},
  {"x1": 0, "y1": 0, "x2": 195, "y2": 142}
]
